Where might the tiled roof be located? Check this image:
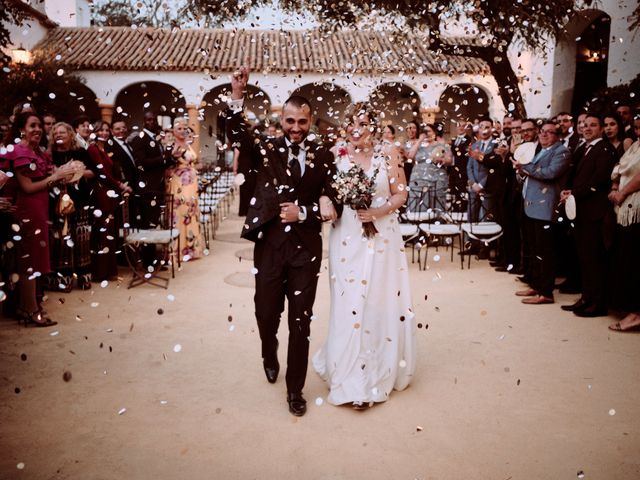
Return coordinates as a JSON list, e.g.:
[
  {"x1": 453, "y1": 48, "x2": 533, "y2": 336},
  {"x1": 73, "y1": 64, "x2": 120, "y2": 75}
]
[{"x1": 35, "y1": 27, "x2": 489, "y2": 75}]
